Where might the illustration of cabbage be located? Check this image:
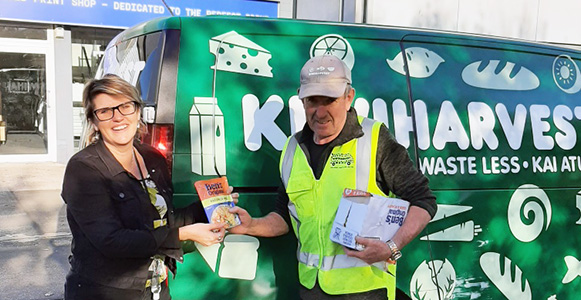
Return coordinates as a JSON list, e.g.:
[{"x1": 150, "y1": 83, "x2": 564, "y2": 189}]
[{"x1": 386, "y1": 47, "x2": 444, "y2": 78}]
